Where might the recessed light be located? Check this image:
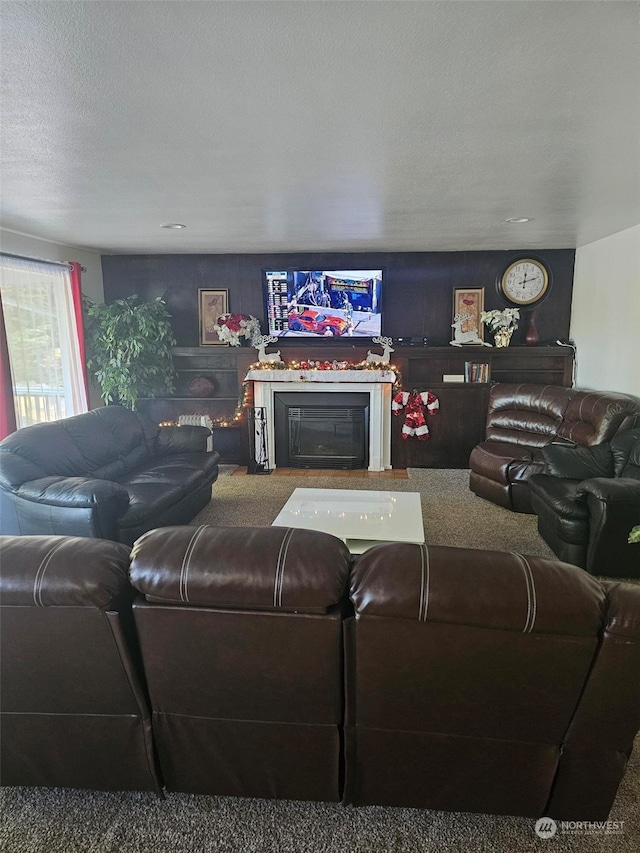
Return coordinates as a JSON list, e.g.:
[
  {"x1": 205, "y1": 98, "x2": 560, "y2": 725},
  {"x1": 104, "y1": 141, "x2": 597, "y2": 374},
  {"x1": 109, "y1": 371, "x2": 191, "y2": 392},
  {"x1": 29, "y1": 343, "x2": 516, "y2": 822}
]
[
  {"x1": 160, "y1": 223, "x2": 186, "y2": 229},
  {"x1": 505, "y1": 217, "x2": 532, "y2": 224}
]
